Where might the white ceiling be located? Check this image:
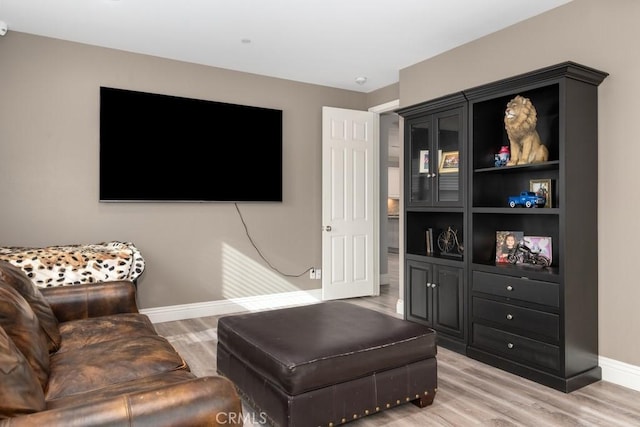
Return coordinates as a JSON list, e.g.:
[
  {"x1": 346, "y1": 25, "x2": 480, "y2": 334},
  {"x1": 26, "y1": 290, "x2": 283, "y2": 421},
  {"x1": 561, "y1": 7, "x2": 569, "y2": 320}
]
[{"x1": 0, "y1": 0, "x2": 571, "y2": 92}]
